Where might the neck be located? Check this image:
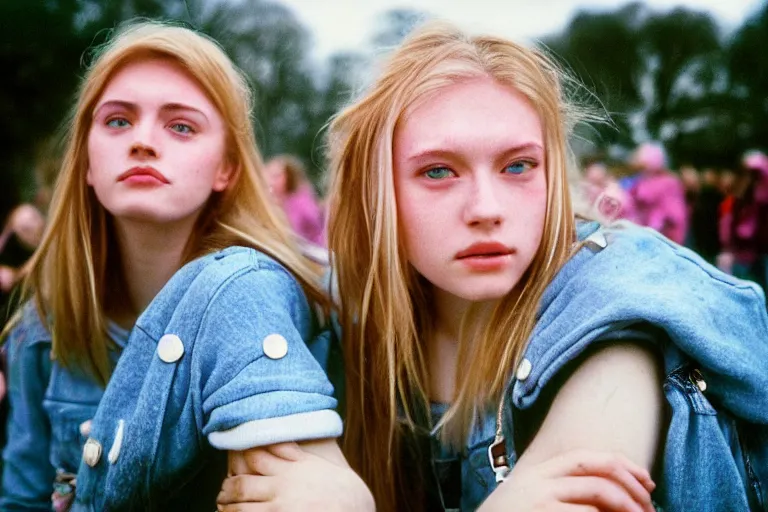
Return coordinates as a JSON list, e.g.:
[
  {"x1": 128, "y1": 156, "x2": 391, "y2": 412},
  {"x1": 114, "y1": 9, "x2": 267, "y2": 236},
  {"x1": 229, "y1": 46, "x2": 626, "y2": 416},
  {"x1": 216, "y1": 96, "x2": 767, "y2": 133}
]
[
  {"x1": 113, "y1": 216, "x2": 198, "y2": 327},
  {"x1": 431, "y1": 289, "x2": 472, "y2": 342},
  {"x1": 426, "y1": 288, "x2": 493, "y2": 403}
]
